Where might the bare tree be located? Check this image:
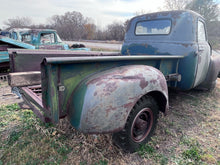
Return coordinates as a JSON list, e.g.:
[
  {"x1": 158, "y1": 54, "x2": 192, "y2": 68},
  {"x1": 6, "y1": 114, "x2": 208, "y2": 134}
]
[
  {"x1": 185, "y1": 0, "x2": 220, "y2": 48},
  {"x1": 106, "y1": 22, "x2": 125, "y2": 41},
  {"x1": 49, "y1": 11, "x2": 90, "y2": 40},
  {"x1": 164, "y1": 0, "x2": 191, "y2": 10},
  {"x1": 135, "y1": 9, "x2": 148, "y2": 16},
  {"x1": 4, "y1": 17, "x2": 32, "y2": 29},
  {"x1": 84, "y1": 23, "x2": 96, "y2": 40},
  {"x1": 49, "y1": 11, "x2": 127, "y2": 41},
  {"x1": 185, "y1": 0, "x2": 219, "y2": 22}
]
